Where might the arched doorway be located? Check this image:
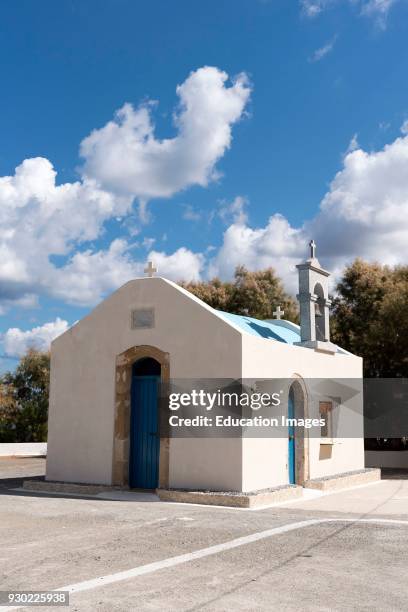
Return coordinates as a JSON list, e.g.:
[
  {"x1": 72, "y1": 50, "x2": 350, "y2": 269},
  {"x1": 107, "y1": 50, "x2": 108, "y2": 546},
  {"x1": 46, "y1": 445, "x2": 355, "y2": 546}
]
[
  {"x1": 113, "y1": 345, "x2": 170, "y2": 489},
  {"x1": 288, "y1": 379, "x2": 309, "y2": 485},
  {"x1": 129, "y1": 357, "x2": 161, "y2": 489}
]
